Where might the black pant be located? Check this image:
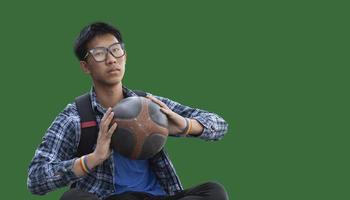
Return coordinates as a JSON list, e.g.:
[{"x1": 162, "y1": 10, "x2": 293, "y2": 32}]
[{"x1": 60, "y1": 182, "x2": 229, "y2": 200}]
